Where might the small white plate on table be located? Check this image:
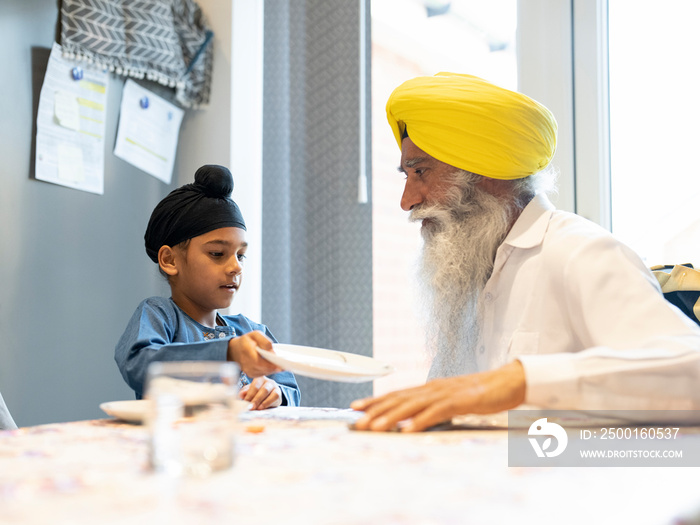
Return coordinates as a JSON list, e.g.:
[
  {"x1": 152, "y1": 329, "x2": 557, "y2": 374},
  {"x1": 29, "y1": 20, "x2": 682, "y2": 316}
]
[
  {"x1": 257, "y1": 343, "x2": 394, "y2": 382},
  {"x1": 100, "y1": 400, "x2": 152, "y2": 424},
  {"x1": 100, "y1": 399, "x2": 252, "y2": 424}
]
